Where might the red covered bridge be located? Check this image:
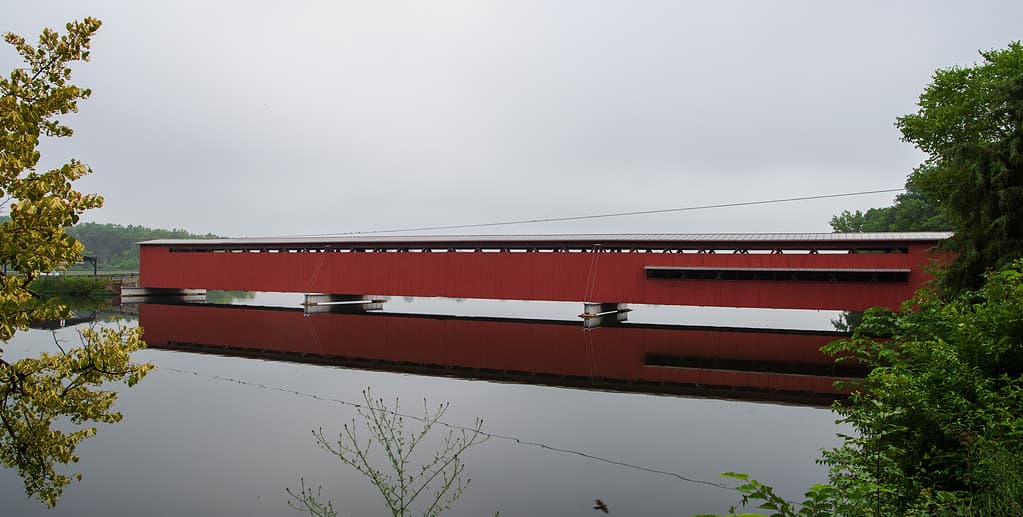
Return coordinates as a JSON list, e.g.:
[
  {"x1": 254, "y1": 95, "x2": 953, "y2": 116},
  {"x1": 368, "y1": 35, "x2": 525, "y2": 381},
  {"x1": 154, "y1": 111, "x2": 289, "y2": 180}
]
[{"x1": 137, "y1": 232, "x2": 951, "y2": 311}]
